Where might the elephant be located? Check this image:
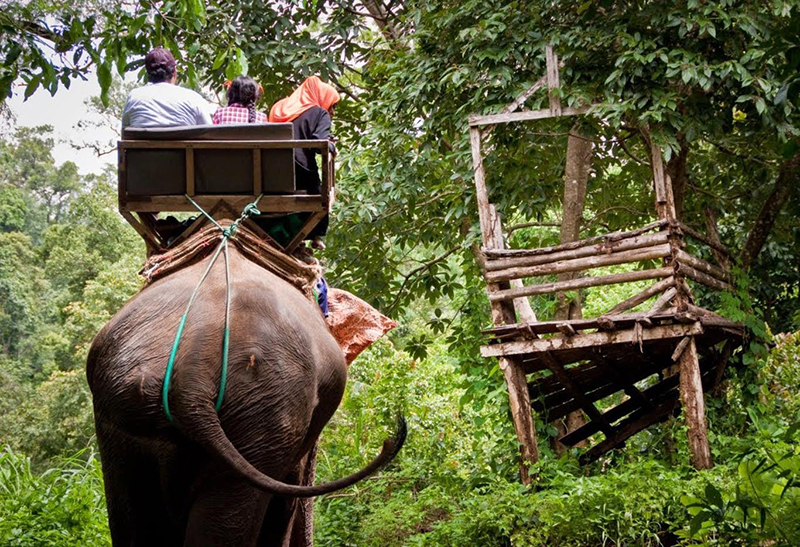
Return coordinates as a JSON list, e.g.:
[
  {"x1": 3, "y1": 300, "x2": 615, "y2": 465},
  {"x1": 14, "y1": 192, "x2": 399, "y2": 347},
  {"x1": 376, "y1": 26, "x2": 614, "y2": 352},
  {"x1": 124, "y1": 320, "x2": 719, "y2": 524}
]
[{"x1": 86, "y1": 243, "x2": 406, "y2": 546}]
